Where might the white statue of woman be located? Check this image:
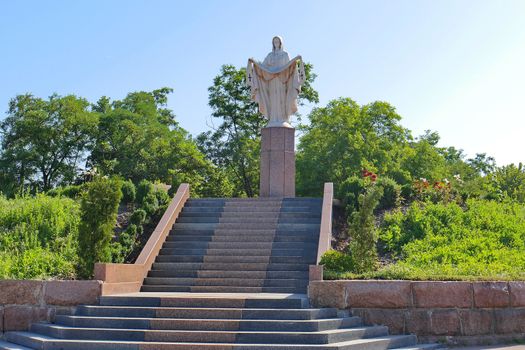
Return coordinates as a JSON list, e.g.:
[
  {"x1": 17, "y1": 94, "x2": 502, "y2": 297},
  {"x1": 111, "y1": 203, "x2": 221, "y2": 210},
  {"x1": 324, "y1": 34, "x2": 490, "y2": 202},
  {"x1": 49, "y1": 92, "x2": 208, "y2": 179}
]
[{"x1": 247, "y1": 36, "x2": 305, "y2": 128}]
